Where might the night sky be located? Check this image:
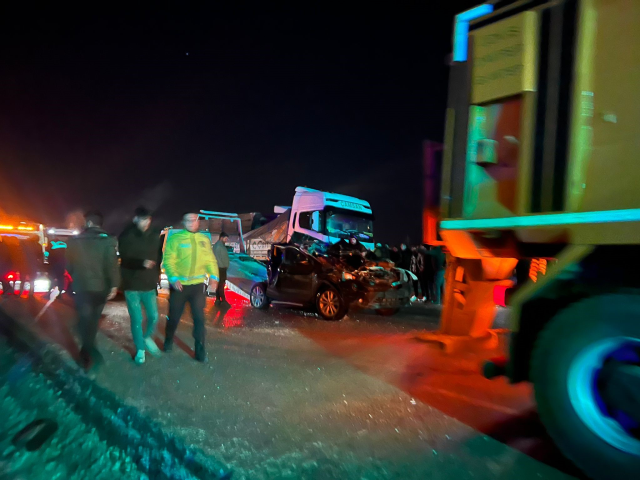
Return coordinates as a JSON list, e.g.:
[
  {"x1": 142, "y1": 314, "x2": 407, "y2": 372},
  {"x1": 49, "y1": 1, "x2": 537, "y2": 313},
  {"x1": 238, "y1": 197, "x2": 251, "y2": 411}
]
[{"x1": 0, "y1": 1, "x2": 477, "y2": 244}]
